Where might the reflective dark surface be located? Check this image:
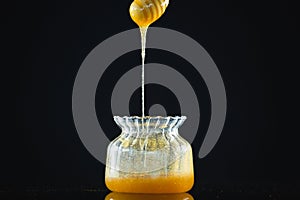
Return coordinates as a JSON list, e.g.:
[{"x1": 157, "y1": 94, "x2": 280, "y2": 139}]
[{"x1": 1, "y1": 185, "x2": 299, "y2": 200}]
